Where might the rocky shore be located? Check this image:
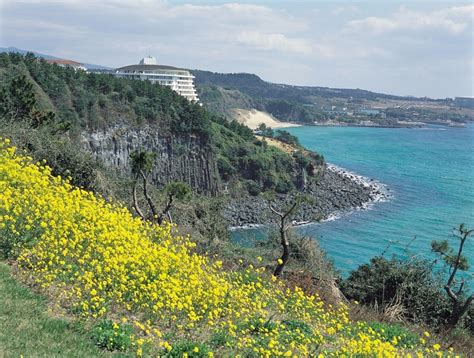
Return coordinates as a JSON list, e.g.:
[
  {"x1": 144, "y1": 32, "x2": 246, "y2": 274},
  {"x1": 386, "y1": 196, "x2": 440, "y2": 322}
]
[{"x1": 224, "y1": 164, "x2": 390, "y2": 228}]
